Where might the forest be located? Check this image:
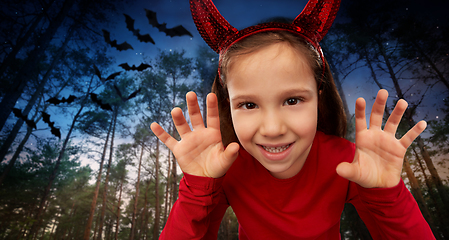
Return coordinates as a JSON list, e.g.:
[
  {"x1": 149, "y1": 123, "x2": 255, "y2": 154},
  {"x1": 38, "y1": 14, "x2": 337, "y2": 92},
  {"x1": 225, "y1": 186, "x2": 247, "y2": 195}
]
[{"x1": 0, "y1": 0, "x2": 448, "y2": 239}]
